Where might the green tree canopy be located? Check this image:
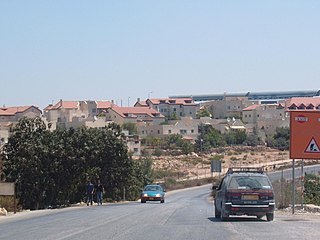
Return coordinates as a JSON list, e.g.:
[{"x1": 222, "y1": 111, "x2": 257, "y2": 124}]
[
  {"x1": 266, "y1": 127, "x2": 290, "y2": 150},
  {"x1": 2, "y1": 118, "x2": 148, "y2": 209}
]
